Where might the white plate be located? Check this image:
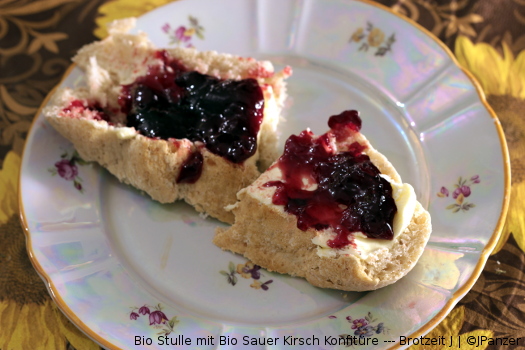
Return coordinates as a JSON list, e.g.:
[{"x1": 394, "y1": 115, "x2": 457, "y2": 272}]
[{"x1": 20, "y1": 0, "x2": 509, "y2": 349}]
